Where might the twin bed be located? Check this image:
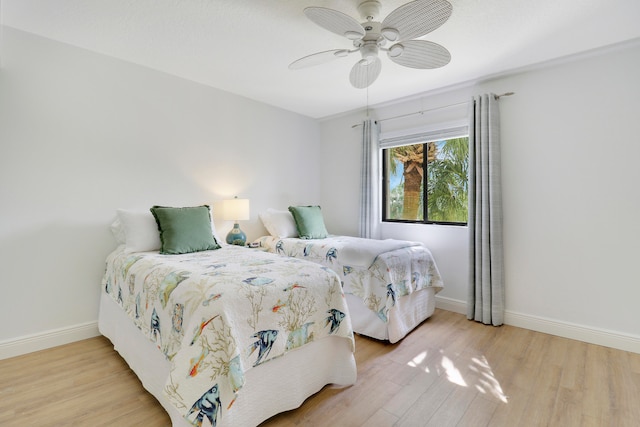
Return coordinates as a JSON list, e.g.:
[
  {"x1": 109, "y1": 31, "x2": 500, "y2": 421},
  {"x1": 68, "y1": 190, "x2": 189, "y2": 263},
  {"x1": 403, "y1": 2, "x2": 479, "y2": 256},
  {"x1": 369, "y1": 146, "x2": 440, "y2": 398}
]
[
  {"x1": 99, "y1": 206, "x2": 444, "y2": 426},
  {"x1": 254, "y1": 235, "x2": 443, "y2": 343},
  {"x1": 100, "y1": 244, "x2": 355, "y2": 427},
  {"x1": 257, "y1": 207, "x2": 444, "y2": 343}
]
